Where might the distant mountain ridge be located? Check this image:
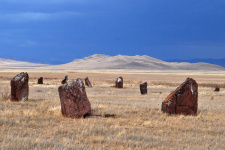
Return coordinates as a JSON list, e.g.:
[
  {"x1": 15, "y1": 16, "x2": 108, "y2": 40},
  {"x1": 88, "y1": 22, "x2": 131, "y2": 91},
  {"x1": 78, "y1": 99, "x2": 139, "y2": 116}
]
[
  {"x1": 48, "y1": 54, "x2": 225, "y2": 71},
  {"x1": 167, "y1": 58, "x2": 225, "y2": 67},
  {"x1": 1, "y1": 54, "x2": 225, "y2": 71}
]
